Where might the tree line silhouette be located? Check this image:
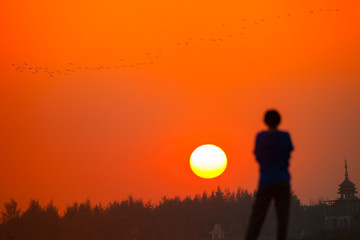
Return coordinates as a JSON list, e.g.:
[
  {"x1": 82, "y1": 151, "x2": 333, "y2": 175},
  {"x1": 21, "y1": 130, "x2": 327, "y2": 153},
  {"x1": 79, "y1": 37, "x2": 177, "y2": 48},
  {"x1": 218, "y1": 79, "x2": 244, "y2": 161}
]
[{"x1": 0, "y1": 187, "x2": 356, "y2": 240}]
